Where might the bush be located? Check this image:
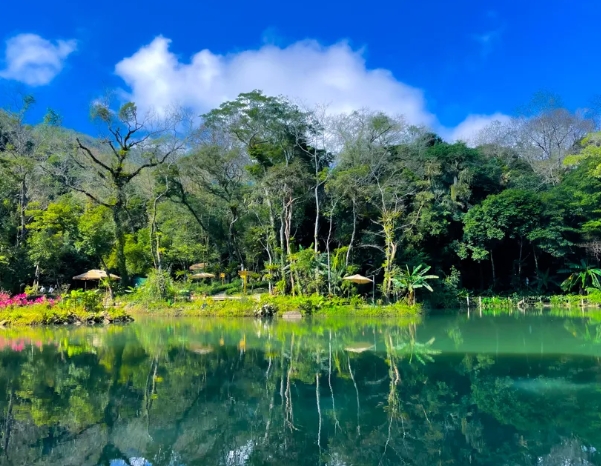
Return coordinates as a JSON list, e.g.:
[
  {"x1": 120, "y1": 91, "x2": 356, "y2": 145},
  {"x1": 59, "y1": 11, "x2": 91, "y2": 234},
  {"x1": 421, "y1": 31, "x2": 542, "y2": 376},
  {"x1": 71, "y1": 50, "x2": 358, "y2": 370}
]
[
  {"x1": 60, "y1": 290, "x2": 103, "y2": 313},
  {"x1": 127, "y1": 270, "x2": 176, "y2": 303}
]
